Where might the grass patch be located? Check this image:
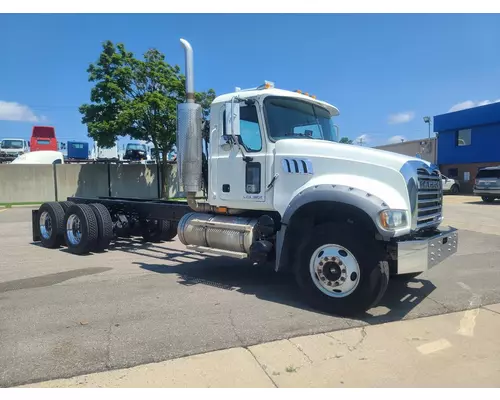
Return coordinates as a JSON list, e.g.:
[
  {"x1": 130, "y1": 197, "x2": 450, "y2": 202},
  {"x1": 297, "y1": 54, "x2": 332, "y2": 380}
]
[
  {"x1": 0, "y1": 201, "x2": 43, "y2": 208},
  {"x1": 285, "y1": 365, "x2": 297, "y2": 373}
]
